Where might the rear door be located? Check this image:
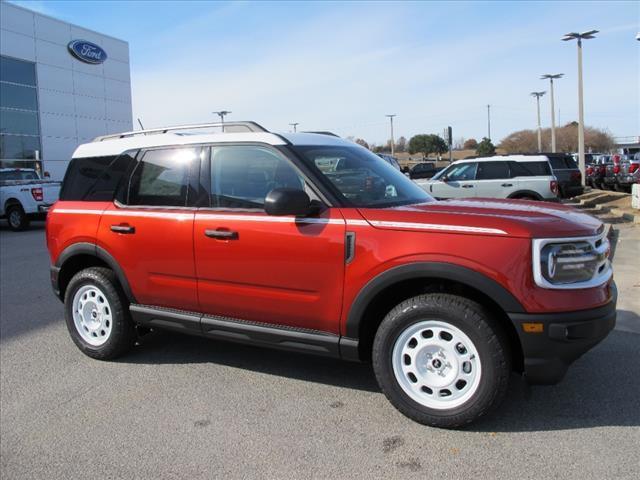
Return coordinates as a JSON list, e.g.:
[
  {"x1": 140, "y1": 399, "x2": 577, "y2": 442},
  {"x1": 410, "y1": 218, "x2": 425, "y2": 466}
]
[
  {"x1": 193, "y1": 144, "x2": 346, "y2": 334},
  {"x1": 96, "y1": 146, "x2": 202, "y2": 312},
  {"x1": 474, "y1": 161, "x2": 514, "y2": 198}
]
